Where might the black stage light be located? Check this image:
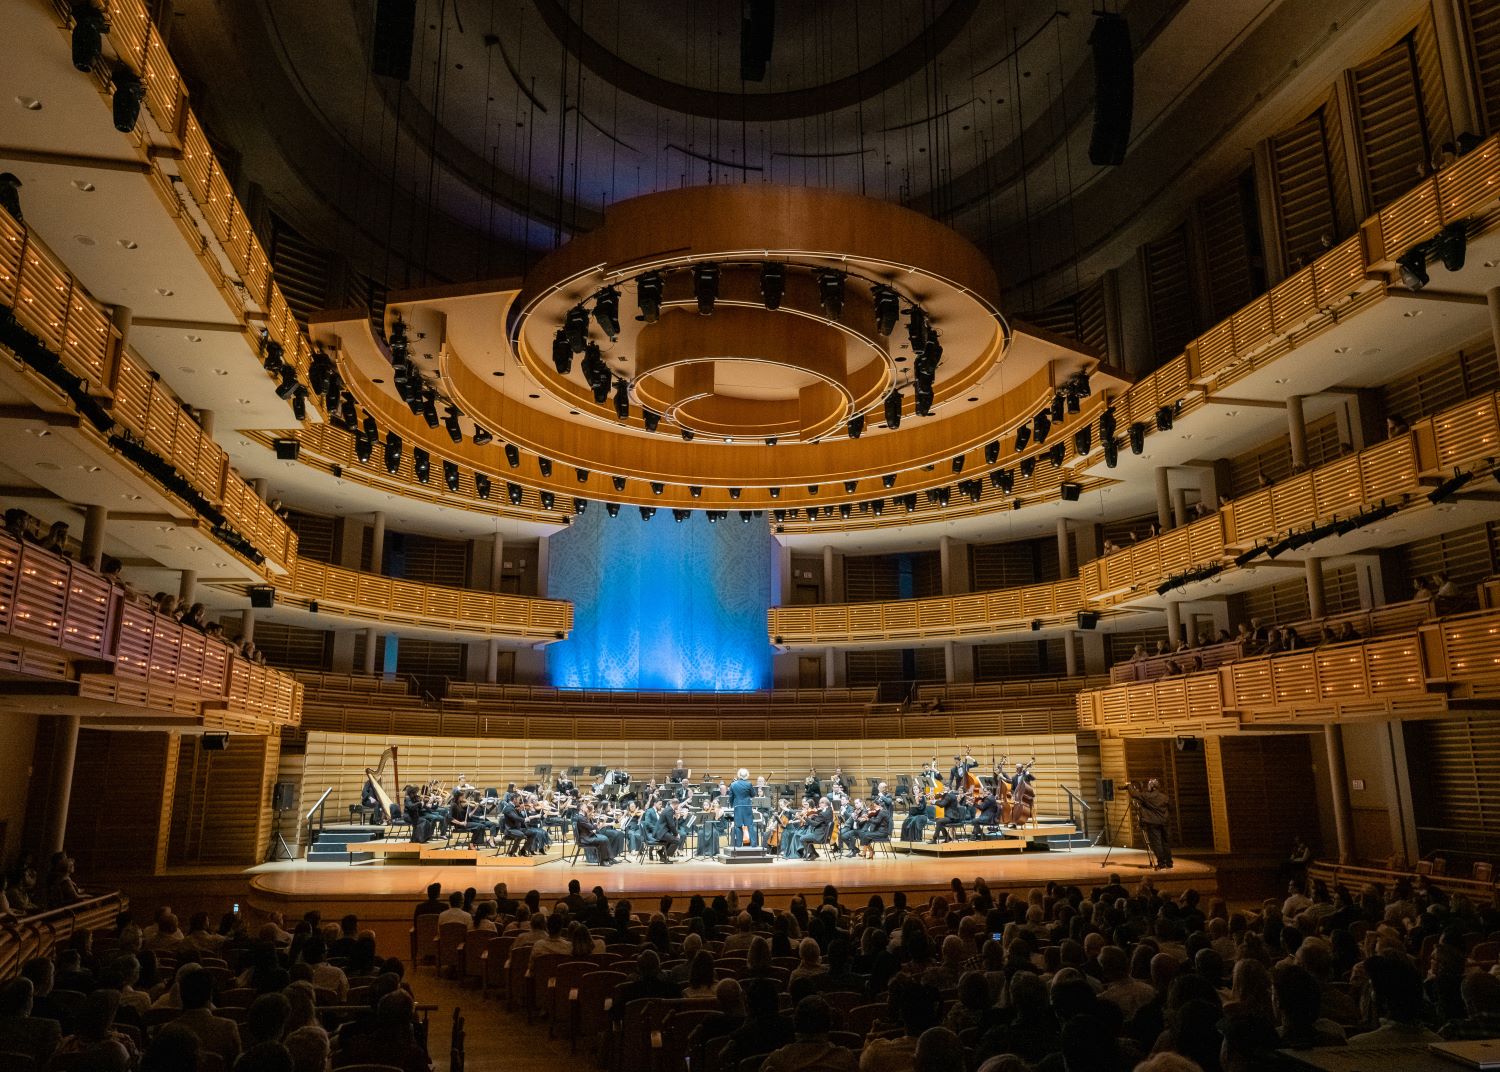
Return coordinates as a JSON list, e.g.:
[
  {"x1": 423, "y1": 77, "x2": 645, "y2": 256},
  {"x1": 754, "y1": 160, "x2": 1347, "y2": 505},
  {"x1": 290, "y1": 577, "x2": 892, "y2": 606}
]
[
  {"x1": 72, "y1": 4, "x2": 106, "y2": 70},
  {"x1": 984, "y1": 440, "x2": 1000, "y2": 465},
  {"x1": 1100, "y1": 408, "x2": 1117, "y2": 441},
  {"x1": 914, "y1": 339, "x2": 942, "y2": 380},
  {"x1": 761, "y1": 262, "x2": 785, "y2": 310},
  {"x1": 1020, "y1": 456, "x2": 1036, "y2": 479},
  {"x1": 873, "y1": 285, "x2": 900, "y2": 336},
  {"x1": 913, "y1": 380, "x2": 934, "y2": 417},
  {"x1": 1050, "y1": 394, "x2": 1066, "y2": 423},
  {"x1": 1428, "y1": 468, "x2": 1474, "y2": 504},
  {"x1": 593, "y1": 286, "x2": 621, "y2": 340},
  {"x1": 507, "y1": 482, "x2": 524, "y2": 505},
  {"x1": 1129, "y1": 422, "x2": 1147, "y2": 454},
  {"x1": 689, "y1": 486, "x2": 702, "y2": 498},
  {"x1": 1048, "y1": 443, "x2": 1065, "y2": 466},
  {"x1": 807, "y1": 485, "x2": 819, "y2": 494},
  {"x1": 290, "y1": 387, "x2": 307, "y2": 422},
  {"x1": 387, "y1": 318, "x2": 409, "y2": 362},
  {"x1": 572, "y1": 498, "x2": 587, "y2": 514},
  {"x1": 613, "y1": 379, "x2": 630, "y2": 421},
  {"x1": 1104, "y1": 437, "x2": 1119, "y2": 468},
  {"x1": 693, "y1": 262, "x2": 720, "y2": 315},
  {"x1": 443, "y1": 461, "x2": 460, "y2": 491},
  {"x1": 817, "y1": 270, "x2": 846, "y2": 320},
  {"x1": 729, "y1": 487, "x2": 742, "y2": 500},
  {"x1": 673, "y1": 509, "x2": 691, "y2": 523},
  {"x1": 1013, "y1": 424, "x2": 1030, "y2": 451},
  {"x1": 421, "y1": 390, "x2": 439, "y2": 427},
  {"x1": 739, "y1": 511, "x2": 753, "y2": 523},
  {"x1": 773, "y1": 508, "x2": 786, "y2": 523},
  {"x1": 952, "y1": 455, "x2": 965, "y2": 474},
  {"x1": 770, "y1": 486, "x2": 783, "y2": 498},
  {"x1": 565, "y1": 305, "x2": 590, "y2": 352},
  {"x1": 1434, "y1": 221, "x2": 1468, "y2": 272},
  {"x1": 340, "y1": 392, "x2": 358, "y2": 429},
  {"x1": 444, "y1": 407, "x2": 463, "y2": 443},
  {"x1": 538, "y1": 457, "x2": 553, "y2": 477},
  {"x1": 413, "y1": 448, "x2": 430, "y2": 483},
  {"x1": 112, "y1": 68, "x2": 145, "y2": 132},
  {"x1": 1155, "y1": 405, "x2": 1174, "y2": 432},
  {"x1": 871, "y1": 499, "x2": 885, "y2": 516},
  {"x1": 840, "y1": 481, "x2": 855, "y2": 494},
  {"x1": 475, "y1": 473, "x2": 491, "y2": 499},
  {"x1": 1061, "y1": 481, "x2": 1082, "y2": 501},
  {"x1": 274, "y1": 366, "x2": 299, "y2": 400},
  {"x1": 1397, "y1": 245, "x2": 1430, "y2": 290},
  {"x1": 612, "y1": 476, "x2": 627, "y2": 492},
  {"x1": 963, "y1": 482, "x2": 982, "y2": 504},
  {"x1": 606, "y1": 502, "x2": 621, "y2": 517},
  {"x1": 680, "y1": 427, "x2": 694, "y2": 441},
  {"x1": 902, "y1": 495, "x2": 917, "y2": 513},
  {"x1": 385, "y1": 431, "x2": 402, "y2": 473},
  {"x1": 576, "y1": 468, "x2": 590, "y2": 483},
  {"x1": 504, "y1": 443, "x2": 520, "y2": 468},
  {"x1": 539, "y1": 490, "x2": 556, "y2": 510},
  {"x1": 582, "y1": 343, "x2": 611, "y2": 403},
  {"x1": 806, "y1": 505, "x2": 819, "y2": 519},
  {"x1": 934, "y1": 486, "x2": 951, "y2": 507},
  {"x1": 839, "y1": 503, "x2": 852, "y2": 519},
  {"x1": 651, "y1": 482, "x2": 664, "y2": 496},
  {"x1": 636, "y1": 271, "x2": 663, "y2": 323},
  {"x1": 643, "y1": 408, "x2": 661, "y2": 433},
  {"x1": 882, "y1": 473, "x2": 897, "y2": 489},
  {"x1": 1074, "y1": 372, "x2": 1093, "y2": 398},
  {"x1": 1033, "y1": 411, "x2": 1051, "y2": 444},
  {"x1": 551, "y1": 330, "x2": 573, "y2": 374},
  {"x1": 1074, "y1": 426, "x2": 1093, "y2": 455},
  {"x1": 766, "y1": 437, "x2": 778, "y2": 446},
  {"x1": 363, "y1": 415, "x2": 379, "y2": 441},
  {"x1": 907, "y1": 307, "x2": 928, "y2": 354},
  {"x1": 847, "y1": 413, "x2": 865, "y2": 440},
  {"x1": 707, "y1": 511, "x2": 724, "y2": 523},
  {"x1": 1066, "y1": 391, "x2": 1081, "y2": 414},
  {"x1": 884, "y1": 389, "x2": 903, "y2": 430},
  {"x1": 639, "y1": 506, "x2": 657, "y2": 520},
  {"x1": 472, "y1": 427, "x2": 492, "y2": 446},
  {"x1": 354, "y1": 434, "x2": 373, "y2": 463}
]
